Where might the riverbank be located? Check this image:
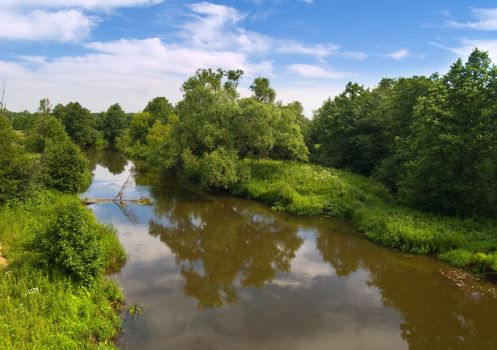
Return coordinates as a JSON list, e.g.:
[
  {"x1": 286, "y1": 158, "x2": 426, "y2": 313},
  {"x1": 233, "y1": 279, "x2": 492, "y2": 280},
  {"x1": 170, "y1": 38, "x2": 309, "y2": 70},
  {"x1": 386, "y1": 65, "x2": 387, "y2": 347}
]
[
  {"x1": 0, "y1": 190, "x2": 126, "y2": 349},
  {"x1": 229, "y1": 159, "x2": 497, "y2": 278}
]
